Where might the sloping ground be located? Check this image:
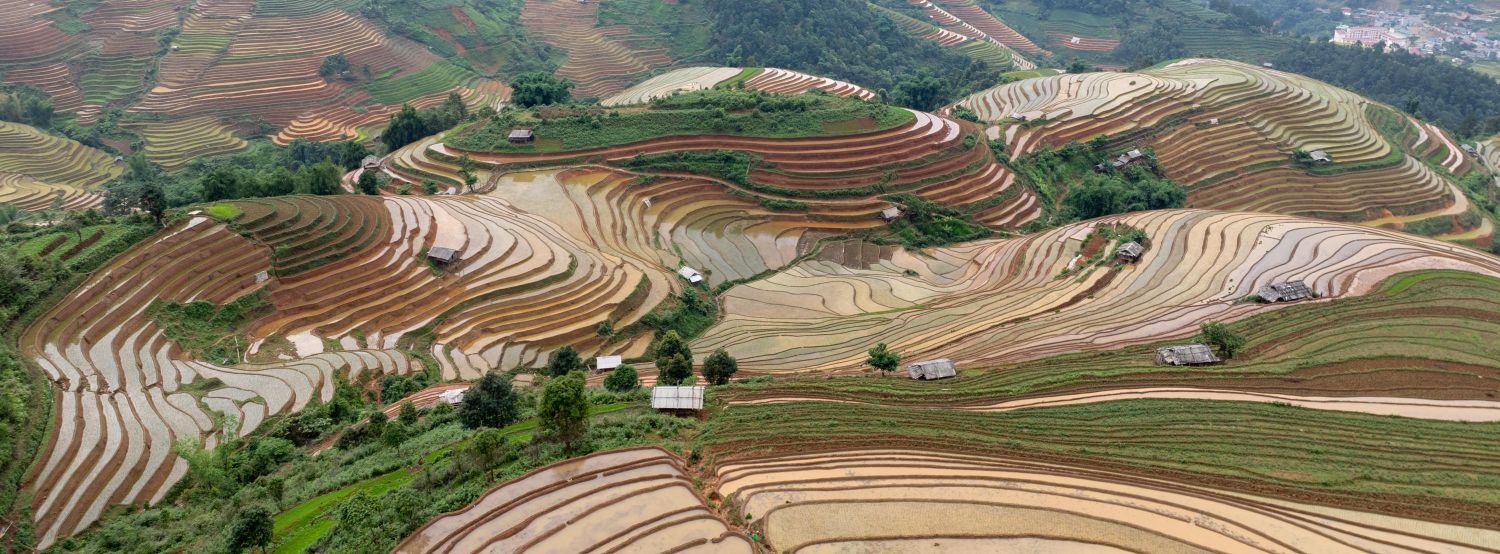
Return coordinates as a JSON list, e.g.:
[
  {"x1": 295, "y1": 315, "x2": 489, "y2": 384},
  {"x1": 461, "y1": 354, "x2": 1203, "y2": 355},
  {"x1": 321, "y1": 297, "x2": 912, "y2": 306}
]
[
  {"x1": 600, "y1": 66, "x2": 744, "y2": 107},
  {"x1": 711, "y1": 447, "x2": 1500, "y2": 553},
  {"x1": 0, "y1": 172, "x2": 102, "y2": 212},
  {"x1": 395, "y1": 447, "x2": 753, "y2": 553},
  {"x1": 742, "y1": 68, "x2": 876, "y2": 100},
  {"x1": 723, "y1": 270, "x2": 1500, "y2": 422},
  {"x1": 1046, "y1": 31, "x2": 1119, "y2": 52},
  {"x1": 432, "y1": 110, "x2": 1039, "y2": 227},
  {"x1": 693, "y1": 209, "x2": 1500, "y2": 374},
  {"x1": 226, "y1": 194, "x2": 669, "y2": 378},
  {"x1": 0, "y1": 121, "x2": 123, "y2": 188},
  {"x1": 134, "y1": 2, "x2": 504, "y2": 144},
  {"x1": 129, "y1": 116, "x2": 248, "y2": 170},
  {"x1": 873, "y1": 4, "x2": 1015, "y2": 69},
  {"x1": 18, "y1": 215, "x2": 417, "y2": 548},
  {"x1": 0, "y1": 0, "x2": 186, "y2": 122},
  {"x1": 908, "y1": 0, "x2": 1036, "y2": 70},
  {"x1": 519, "y1": 0, "x2": 671, "y2": 99},
  {"x1": 954, "y1": 59, "x2": 1477, "y2": 230}
]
